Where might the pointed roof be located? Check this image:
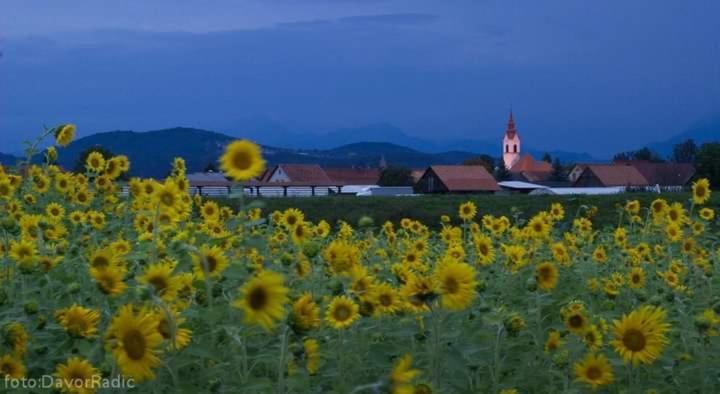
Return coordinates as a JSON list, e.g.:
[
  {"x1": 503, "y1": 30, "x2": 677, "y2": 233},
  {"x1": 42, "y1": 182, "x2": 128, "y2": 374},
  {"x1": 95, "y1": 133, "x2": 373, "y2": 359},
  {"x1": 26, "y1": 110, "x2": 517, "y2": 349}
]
[{"x1": 505, "y1": 111, "x2": 519, "y2": 139}]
